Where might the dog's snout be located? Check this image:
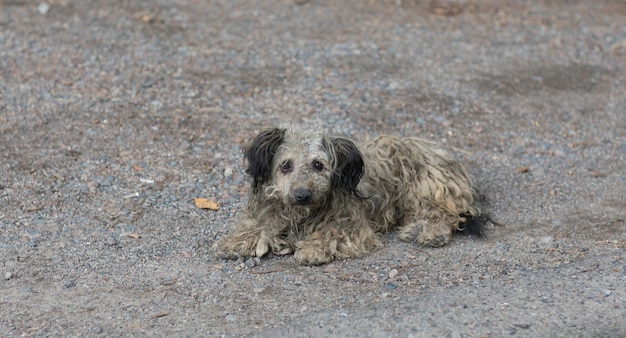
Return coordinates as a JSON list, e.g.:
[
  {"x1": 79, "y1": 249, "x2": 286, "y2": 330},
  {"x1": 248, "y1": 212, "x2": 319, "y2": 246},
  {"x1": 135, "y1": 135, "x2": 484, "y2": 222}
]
[{"x1": 293, "y1": 189, "x2": 313, "y2": 205}]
